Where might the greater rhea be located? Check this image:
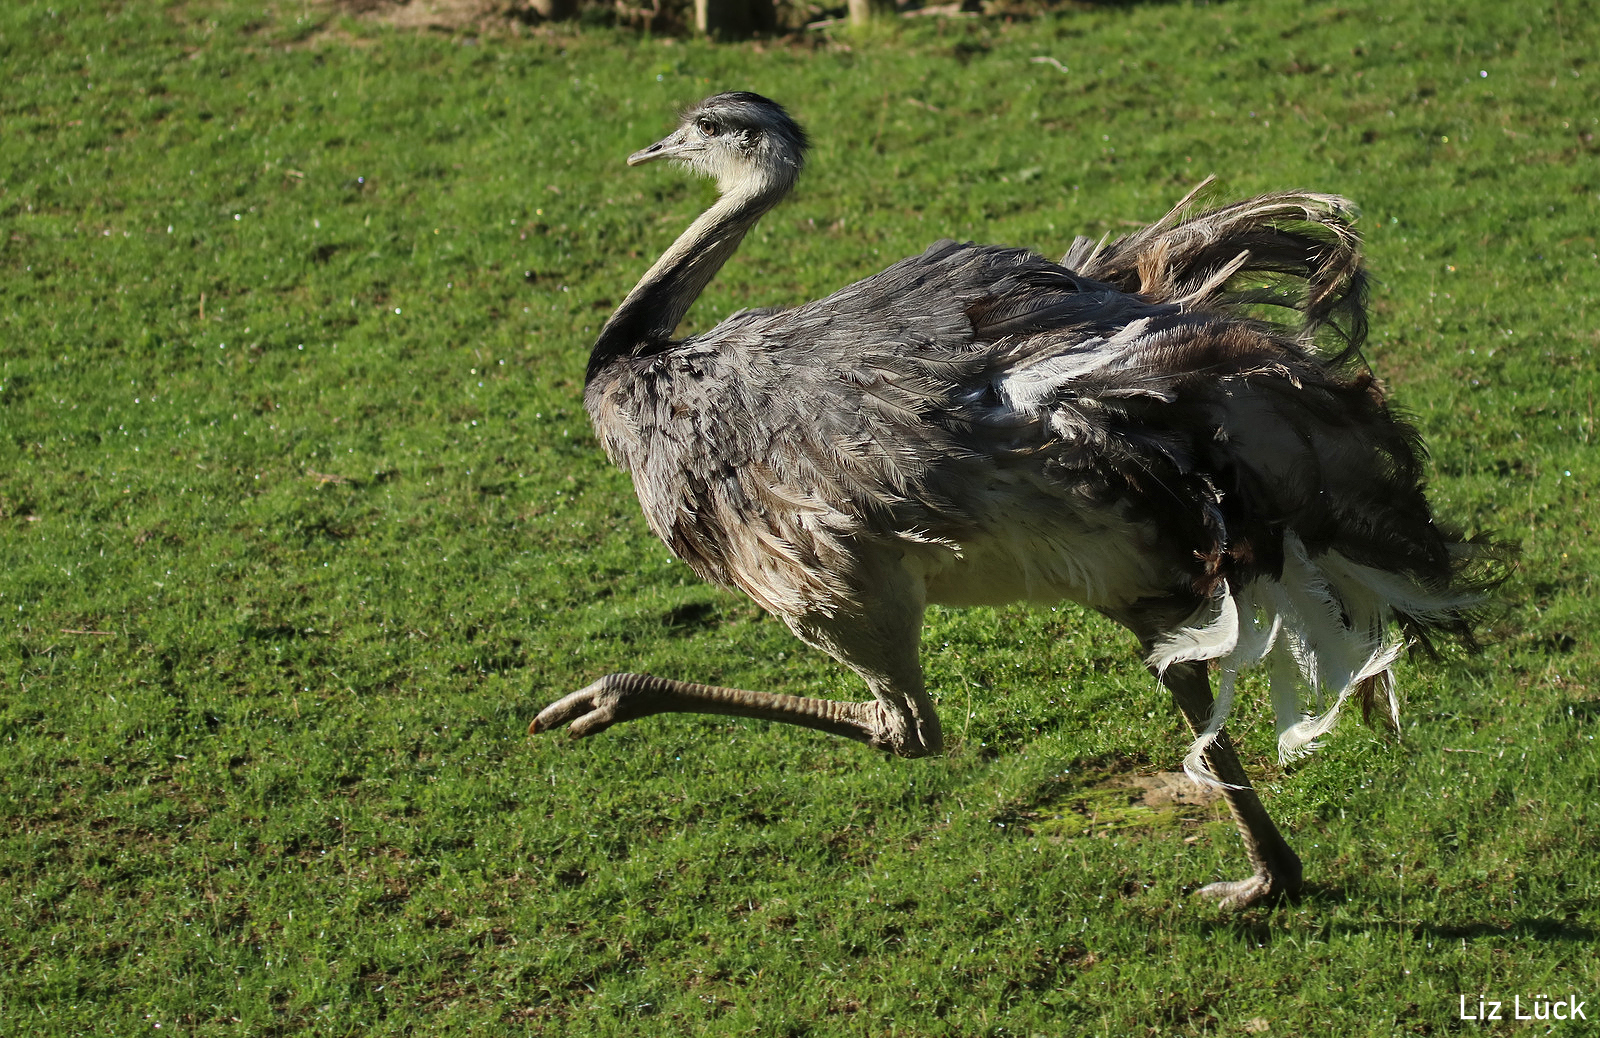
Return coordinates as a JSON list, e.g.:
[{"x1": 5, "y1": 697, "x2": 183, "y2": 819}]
[{"x1": 531, "y1": 92, "x2": 1488, "y2": 909}]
